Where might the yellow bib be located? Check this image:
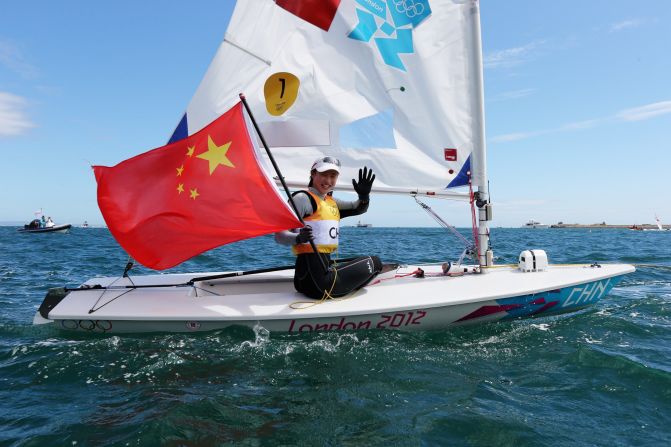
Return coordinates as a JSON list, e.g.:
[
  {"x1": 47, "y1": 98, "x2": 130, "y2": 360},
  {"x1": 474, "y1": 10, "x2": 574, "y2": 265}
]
[{"x1": 292, "y1": 191, "x2": 340, "y2": 255}]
